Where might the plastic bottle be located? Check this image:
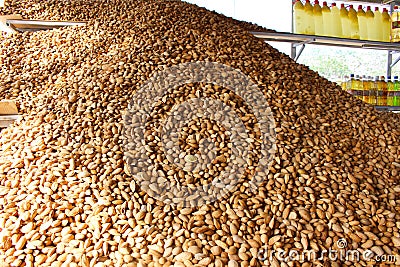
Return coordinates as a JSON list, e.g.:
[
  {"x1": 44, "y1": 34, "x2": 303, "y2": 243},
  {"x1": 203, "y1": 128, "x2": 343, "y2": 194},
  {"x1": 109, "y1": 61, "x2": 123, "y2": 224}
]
[
  {"x1": 304, "y1": 0, "x2": 315, "y2": 35},
  {"x1": 340, "y1": 4, "x2": 351, "y2": 38},
  {"x1": 368, "y1": 76, "x2": 375, "y2": 104},
  {"x1": 354, "y1": 75, "x2": 362, "y2": 100},
  {"x1": 372, "y1": 76, "x2": 380, "y2": 105},
  {"x1": 394, "y1": 76, "x2": 399, "y2": 106},
  {"x1": 374, "y1": 7, "x2": 383, "y2": 41},
  {"x1": 380, "y1": 76, "x2": 388, "y2": 106},
  {"x1": 387, "y1": 76, "x2": 394, "y2": 106},
  {"x1": 362, "y1": 75, "x2": 370, "y2": 103},
  {"x1": 357, "y1": 5, "x2": 368, "y2": 40},
  {"x1": 331, "y1": 3, "x2": 342, "y2": 37},
  {"x1": 321, "y1": 1, "x2": 332, "y2": 36},
  {"x1": 294, "y1": 0, "x2": 306, "y2": 34},
  {"x1": 348, "y1": 5, "x2": 360, "y2": 39},
  {"x1": 313, "y1": 0, "x2": 323, "y2": 36},
  {"x1": 348, "y1": 74, "x2": 355, "y2": 95},
  {"x1": 391, "y1": 6, "x2": 400, "y2": 42},
  {"x1": 341, "y1": 75, "x2": 349, "y2": 90},
  {"x1": 382, "y1": 8, "x2": 391, "y2": 42},
  {"x1": 366, "y1": 6, "x2": 375, "y2": 41}
]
